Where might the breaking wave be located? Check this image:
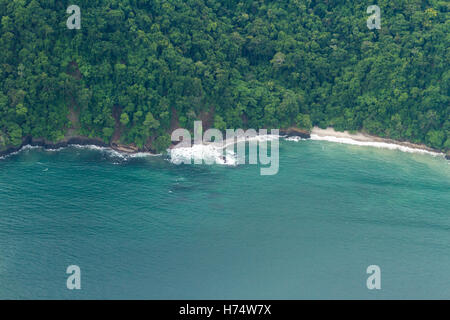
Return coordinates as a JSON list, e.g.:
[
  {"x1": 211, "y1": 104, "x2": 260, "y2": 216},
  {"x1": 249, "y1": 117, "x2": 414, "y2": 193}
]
[
  {"x1": 0, "y1": 144, "x2": 158, "y2": 161},
  {"x1": 168, "y1": 134, "x2": 280, "y2": 166},
  {"x1": 309, "y1": 134, "x2": 444, "y2": 157}
]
